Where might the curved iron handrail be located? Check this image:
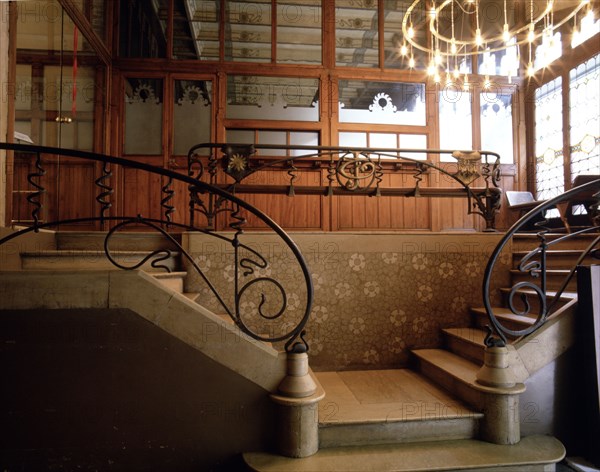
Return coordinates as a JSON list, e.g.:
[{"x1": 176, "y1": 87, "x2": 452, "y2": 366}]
[
  {"x1": 187, "y1": 143, "x2": 502, "y2": 230},
  {"x1": 0, "y1": 142, "x2": 313, "y2": 353},
  {"x1": 482, "y1": 179, "x2": 600, "y2": 346}
]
